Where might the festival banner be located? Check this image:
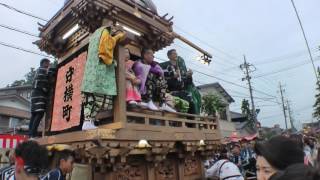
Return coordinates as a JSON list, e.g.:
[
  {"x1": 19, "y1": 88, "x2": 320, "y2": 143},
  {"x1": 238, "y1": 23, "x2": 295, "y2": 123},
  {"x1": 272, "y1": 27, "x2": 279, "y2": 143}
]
[{"x1": 51, "y1": 52, "x2": 87, "y2": 131}]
